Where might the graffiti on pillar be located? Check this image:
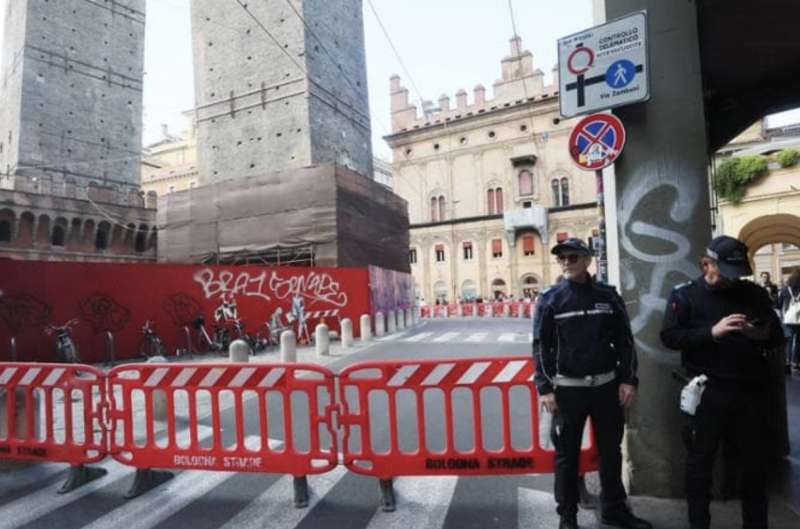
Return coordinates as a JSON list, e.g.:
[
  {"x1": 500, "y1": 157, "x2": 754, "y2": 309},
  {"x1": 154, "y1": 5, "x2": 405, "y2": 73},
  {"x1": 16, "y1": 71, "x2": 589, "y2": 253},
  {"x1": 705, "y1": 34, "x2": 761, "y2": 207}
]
[
  {"x1": 618, "y1": 162, "x2": 703, "y2": 363},
  {"x1": 77, "y1": 293, "x2": 131, "y2": 333},
  {"x1": 0, "y1": 292, "x2": 52, "y2": 335},
  {"x1": 163, "y1": 293, "x2": 203, "y2": 327}
]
